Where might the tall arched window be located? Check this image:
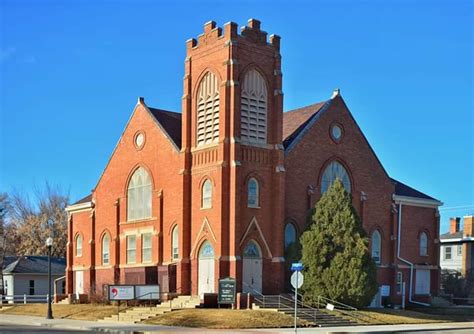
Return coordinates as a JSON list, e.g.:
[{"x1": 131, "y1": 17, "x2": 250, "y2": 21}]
[
  {"x1": 284, "y1": 223, "x2": 297, "y2": 249},
  {"x1": 247, "y1": 178, "x2": 259, "y2": 208},
  {"x1": 321, "y1": 161, "x2": 351, "y2": 194},
  {"x1": 102, "y1": 233, "x2": 110, "y2": 265},
  {"x1": 420, "y1": 232, "x2": 428, "y2": 256},
  {"x1": 75, "y1": 234, "x2": 83, "y2": 257},
  {"x1": 127, "y1": 167, "x2": 152, "y2": 221},
  {"x1": 197, "y1": 72, "x2": 220, "y2": 146},
  {"x1": 241, "y1": 69, "x2": 268, "y2": 144},
  {"x1": 172, "y1": 225, "x2": 179, "y2": 260},
  {"x1": 371, "y1": 230, "x2": 381, "y2": 264},
  {"x1": 201, "y1": 179, "x2": 212, "y2": 209}
]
